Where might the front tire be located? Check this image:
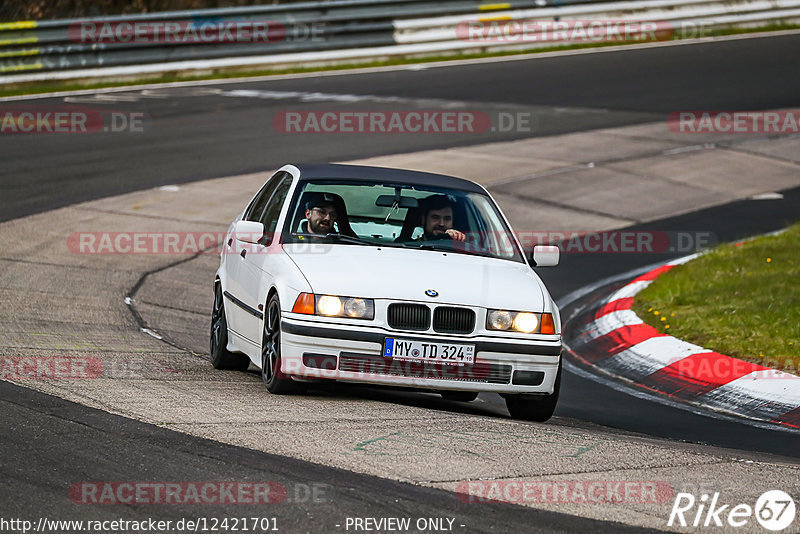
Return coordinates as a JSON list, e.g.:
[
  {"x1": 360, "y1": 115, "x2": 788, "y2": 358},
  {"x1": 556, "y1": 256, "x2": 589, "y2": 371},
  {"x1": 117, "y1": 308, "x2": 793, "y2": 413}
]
[
  {"x1": 261, "y1": 294, "x2": 301, "y2": 394},
  {"x1": 210, "y1": 283, "x2": 250, "y2": 370},
  {"x1": 504, "y1": 362, "x2": 561, "y2": 422}
]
